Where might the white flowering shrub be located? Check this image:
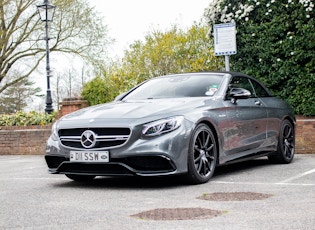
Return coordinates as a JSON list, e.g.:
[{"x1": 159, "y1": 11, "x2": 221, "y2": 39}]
[{"x1": 205, "y1": 0, "x2": 315, "y2": 115}]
